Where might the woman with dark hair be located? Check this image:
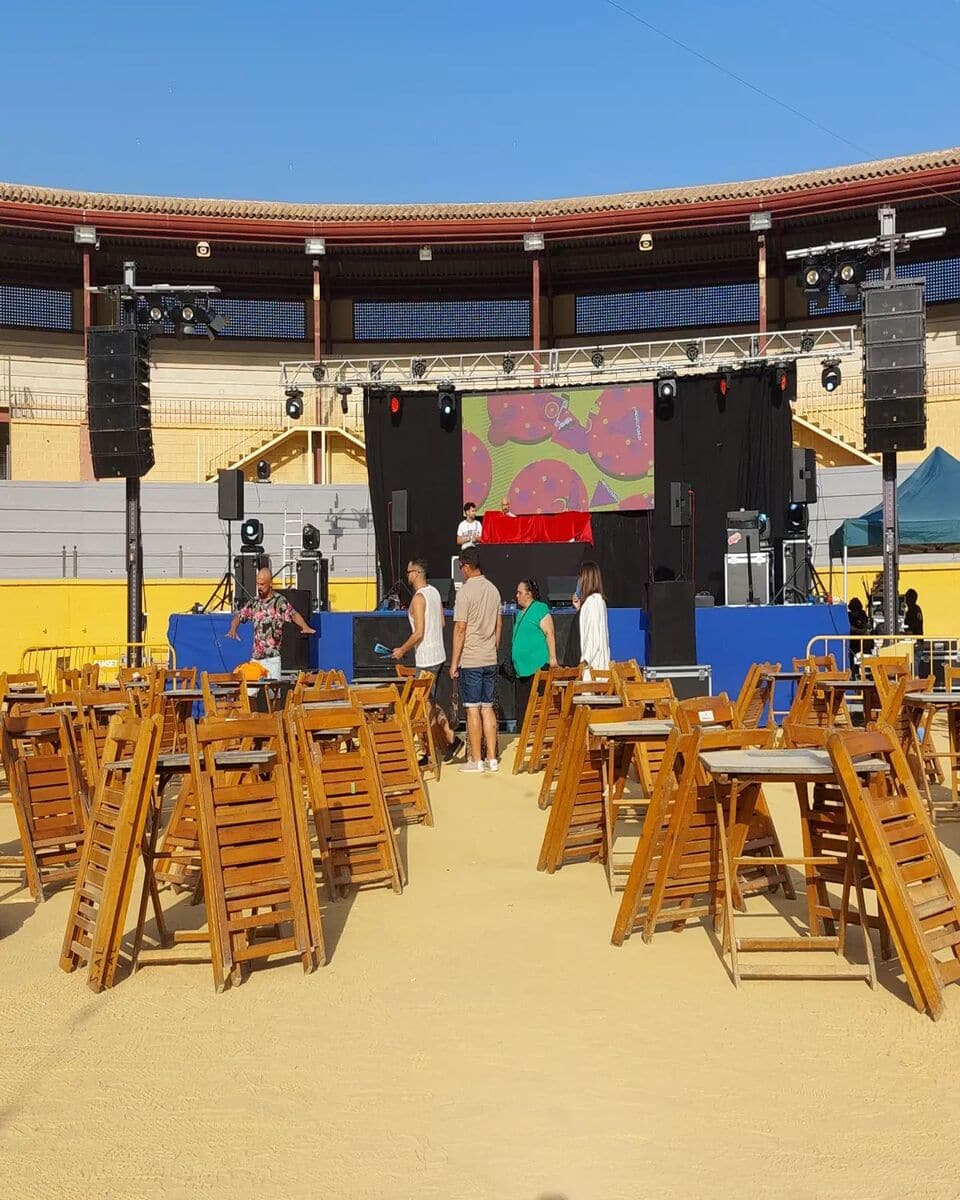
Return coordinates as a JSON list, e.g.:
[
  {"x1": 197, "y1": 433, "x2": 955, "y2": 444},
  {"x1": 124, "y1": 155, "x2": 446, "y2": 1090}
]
[
  {"x1": 511, "y1": 579, "x2": 557, "y2": 722},
  {"x1": 572, "y1": 560, "x2": 609, "y2": 674}
]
